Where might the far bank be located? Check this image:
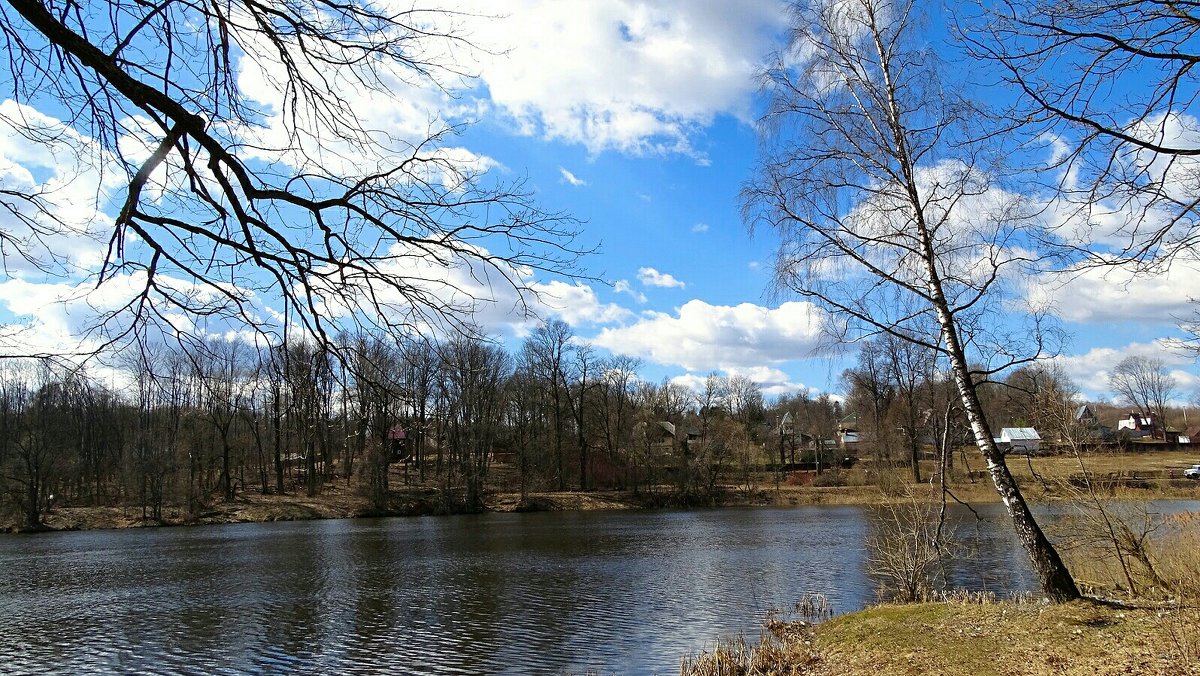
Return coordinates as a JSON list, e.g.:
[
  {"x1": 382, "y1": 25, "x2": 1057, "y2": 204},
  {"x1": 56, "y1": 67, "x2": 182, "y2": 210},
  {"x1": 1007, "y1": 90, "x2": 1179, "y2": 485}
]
[{"x1": 9, "y1": 447, "x2": 1199, "y2": 533}]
